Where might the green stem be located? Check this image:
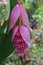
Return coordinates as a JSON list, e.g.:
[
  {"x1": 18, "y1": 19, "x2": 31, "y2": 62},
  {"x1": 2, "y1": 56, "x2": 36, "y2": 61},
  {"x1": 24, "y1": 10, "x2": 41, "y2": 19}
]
[
  {"x1": 17, "y1": 0, "x2": 21, "y2": 3},
  {"x1": 18, "y1": 16, "x2": 21, "y2": 26}
]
